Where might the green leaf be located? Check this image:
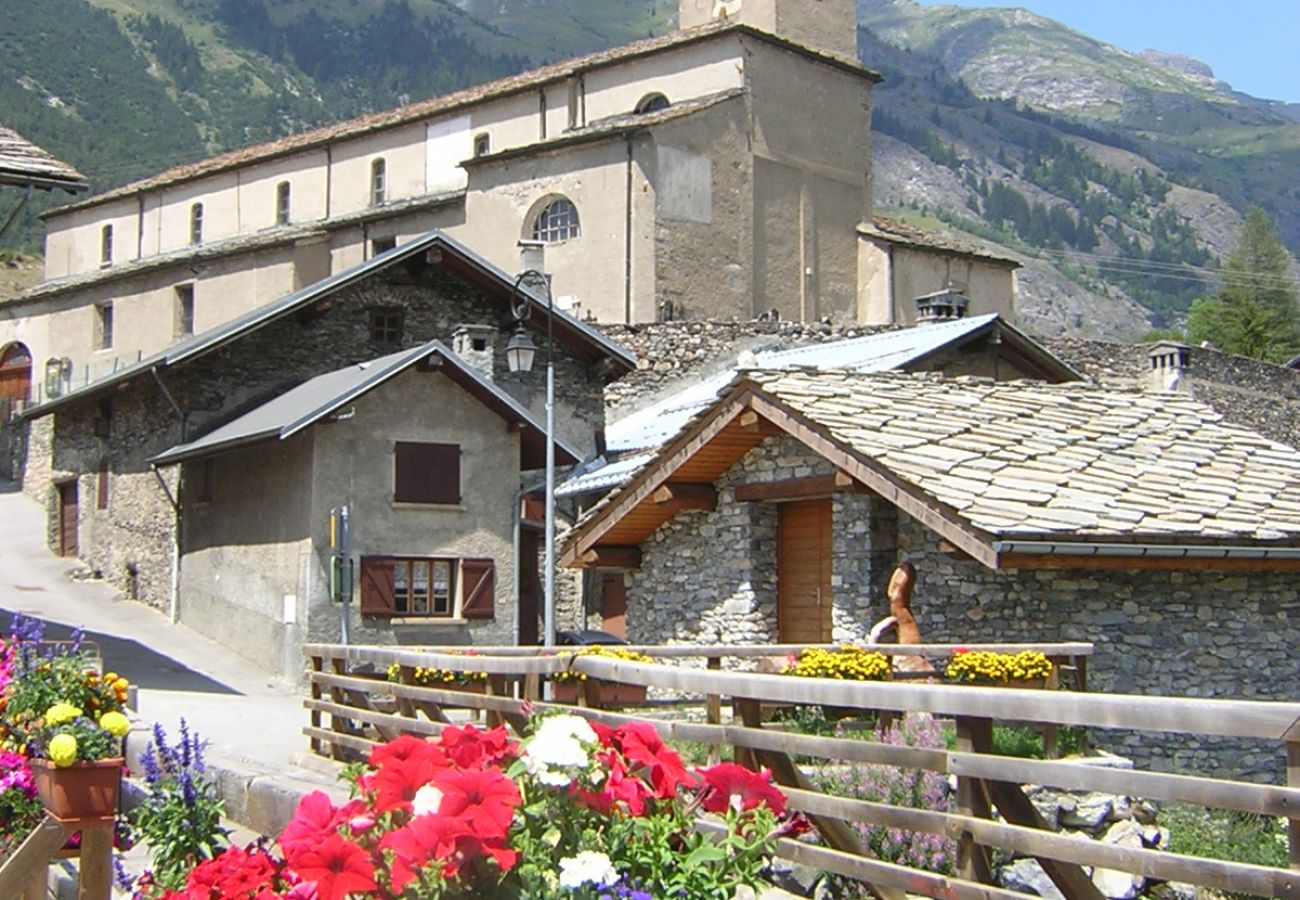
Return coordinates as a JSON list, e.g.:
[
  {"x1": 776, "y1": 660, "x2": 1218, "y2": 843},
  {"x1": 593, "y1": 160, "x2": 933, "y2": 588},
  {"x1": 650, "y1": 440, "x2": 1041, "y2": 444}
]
[{"x1": 683, "y1": 844, "x2": 727, "y2": 868}]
